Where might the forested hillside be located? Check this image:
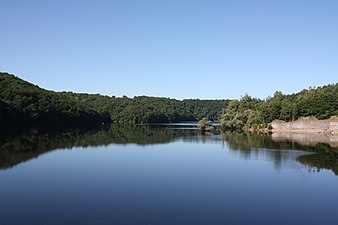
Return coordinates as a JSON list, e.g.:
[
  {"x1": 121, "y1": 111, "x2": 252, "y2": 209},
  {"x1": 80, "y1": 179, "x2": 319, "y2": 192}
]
[
  {"x1": 1, "y1": 72, "x2": 337, "y2": 130},
  {"x1": 64, "y1": 92, "x2": 229, "y2": 123},
  {"x1": 0, "y1": 72, "x2": 229, "y2": 126},
  {"x1": 220, "y1": 84, "x2": 338, "y2": 131},
  {"x1": 0, "y1": 73, "x2": 111, "y2": 126}
]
